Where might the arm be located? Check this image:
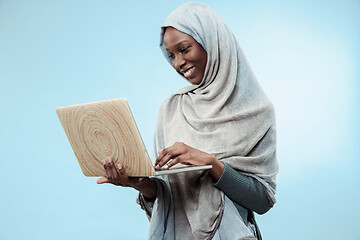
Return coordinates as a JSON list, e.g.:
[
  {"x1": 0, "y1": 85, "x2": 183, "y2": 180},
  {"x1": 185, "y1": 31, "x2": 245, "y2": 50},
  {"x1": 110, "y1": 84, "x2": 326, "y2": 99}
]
[
  {"x1": 154, "y1": 142, "x2": 274, "y2": 214},
  {"x1": 214, "y1": 163, "x2": 274, "y2": 214}
]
